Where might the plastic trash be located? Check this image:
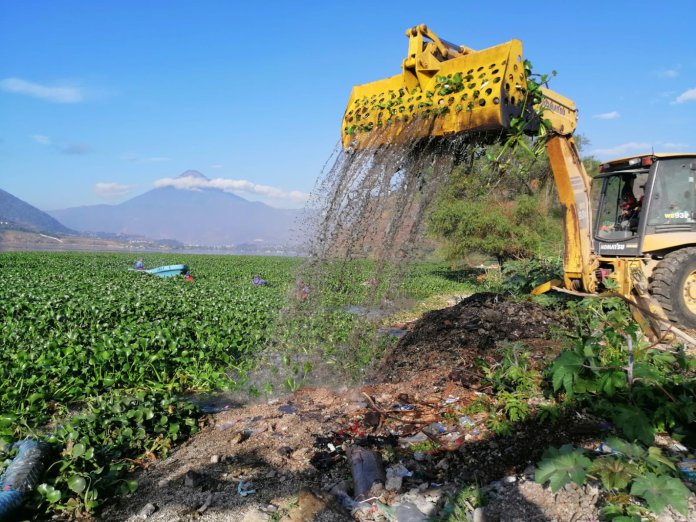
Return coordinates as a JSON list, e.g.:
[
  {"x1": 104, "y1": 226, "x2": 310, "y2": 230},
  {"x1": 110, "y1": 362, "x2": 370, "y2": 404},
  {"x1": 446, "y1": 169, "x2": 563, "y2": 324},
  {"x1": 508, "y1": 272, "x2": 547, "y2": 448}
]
[
  {"x1": 237, "y1": 481, "x2": 256, "y2": 497},
  {"x1": 423, "y1": 422, "x2": 447, "y2": 436},
  {"x1": 347, "y1": 445, "x2": 385, "y2": 501},
  {"x1": 399, "y1": 433, "x2": 429, "y2": 446},
  {"x1": 0, "y1": 439, "x2": 49, "y2": 519},
  {"x1": 595, "y1": 442, "x2": 619, "y2": 455},
  {"x1": 458, "y1": 415, "x2": 475, "y2": 427},
  {"x1": 386, "y1": 464, "x2": 413, "y2": 478},
  {"x1": 678, "y1": 459, "x2": 696, "y2": 483}
]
